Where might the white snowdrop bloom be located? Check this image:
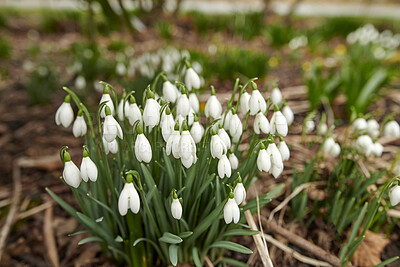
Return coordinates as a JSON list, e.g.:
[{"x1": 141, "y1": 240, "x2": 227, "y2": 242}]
[
  {"x1": 330, "y1": 143, "x2": 341, "y2": 158},
  {"x1": 278, "y1": 140, "x2": 290, "y2": 161},
  {"x1": 117, "y1": 97, "x2": 129, "y2": 121},
  {"x1": 62, "y1": 151, "x2": 81, "y2": 188},
  {"x1": 229, "y1": 153, "x2": 239, "y2": 170},
  {"x1": 218, "y1": 127, "x2": 231, "y2": 150},
  {"x1": 143, "y1": 93, "x2": 161, "y2": 130},
  {"x1": 257, "y1": 145, "x2": 271, "y2": 172},
  {"x1": 103, "y1": 137, "x2": 118, "y2": 154},
  {"x1": 116, "y1": 62, "x2": 126, "y2": 76},
  {"x1": 239, "y1": 91, "x2": 250, "y2": 114},
  {"x1": 383, "y1": 121, "x2": 400, "y2": 138},
  {"x1": 103, "y1": 107, "x2": 123, "y2": 143},
  {"x1": 271, "y1": 87, "x2": 283, "y2": 105},
  {"x1": 166, "y1": 124, "x2": 181, "y2": 159},
  {"x1": 176, "y1": 114, "x2": 185, "y2": 130},
  {"x1": 356, "y1": 135, "x2": 374, "y2": 156},
  {"x1": 254, "y1": 112, "x2": 270, "y2": 134},
  {"x1": 189, "y1": 93, "x2": 200, "y2": 113},
  {"x1": 185, "y1": 67, "x2": 201, "y2": 91},
  {"x1": 367, "y1": 119, "x2": 380, "y2": 138},
  {"x1": 126, "y1": 98, "x2": 142, "y2": 126},
  {"x1": 389, "y1": 185, "x2": 400, "y2": 206},
  {"x1": 72, "y1": 111, "x2": 87, "y2": 137},
  {"x1": 371, "y1": 142, "x2": 383, "y2": 157},
  {"x1": 188, "y1": 108, "x2": 195, "y2": 126},
  {"x1": 162, "y1": 80, "x2": 178, "y2": 103},
  {"x1": 210, "y1": 131, "x2": 227, "y2": 159},
  {"x1": 99, "y1": 89, "x2": 115, "y2": 118},
  {"x1": 179, "y1": 123, "x2": 197, "y2": 168},
  {"x1": 135, "y1": 133, "x2": 152, "y2": 163},
  {"x1": 161, "y1": 107, "x2": 175, "y2": 142},
  {"x1": 282, "y1": 105, "x2": 294, "y2": 126},
  {"x1": 304, "y1": 120, "x2": 315, "y2": 134},
  {"x1": 75, "y1": 75, "x2": 86, "y2": 90},
  {"x1": 190, "y1": 119, "x2": 204, "y2": 144},
  {"x1": 269, "y1": 143, "x2": 284, "y2": 178},
  {"x1": 249, "y1": 84, "x2": 267, "y2": 115},
  {"x1": 317, "y1": 123, "x2": 328, "y2": 135},
  {"x1": 229, "y1": 113, "x2": 243, "y2": 143},
  {"x1": 55, "y1": 95, "x2": 74, "y2": 128},
  {"x1": 205, "y1": 87, "x2": 223, "y2": 119},
  {"x1": 218, "y1": 154, "x2": 231, "y2": 178},
  {"x1": 270, "y1": 109, "x2": 288, "y2": 136},
  {"x1": 80, "y1": 150, "x2": 98, "y2": 182},
  {"x1": 234, "y1": 180, "x2": 246, "y2": 205},
  {"x1": 353, "y1": 118, "x2": 367, "y2": 132},
  {"x1": 171, "y1": 198, "x2": 182, "y2": 220},
  {"x1": 224, "y1": 194, "x2": 240, "y2": 224},
  {"x1": 323, "y1": 137, "x2": 335, "y2": 154},
  {"x1": 176, "y1": 93, "x2": 191, "y2": 117},
  {"x1": 118, "y1": 177, "x2": 140, "y2": 216},
  {"x1": 223, "y1": 108, "x2": 233, "y2": 131}
]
